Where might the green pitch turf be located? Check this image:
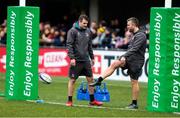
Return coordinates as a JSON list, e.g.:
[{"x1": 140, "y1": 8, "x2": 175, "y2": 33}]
[{"x1": 0, "y1": 73, "x2": 179, "y2": 117}]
